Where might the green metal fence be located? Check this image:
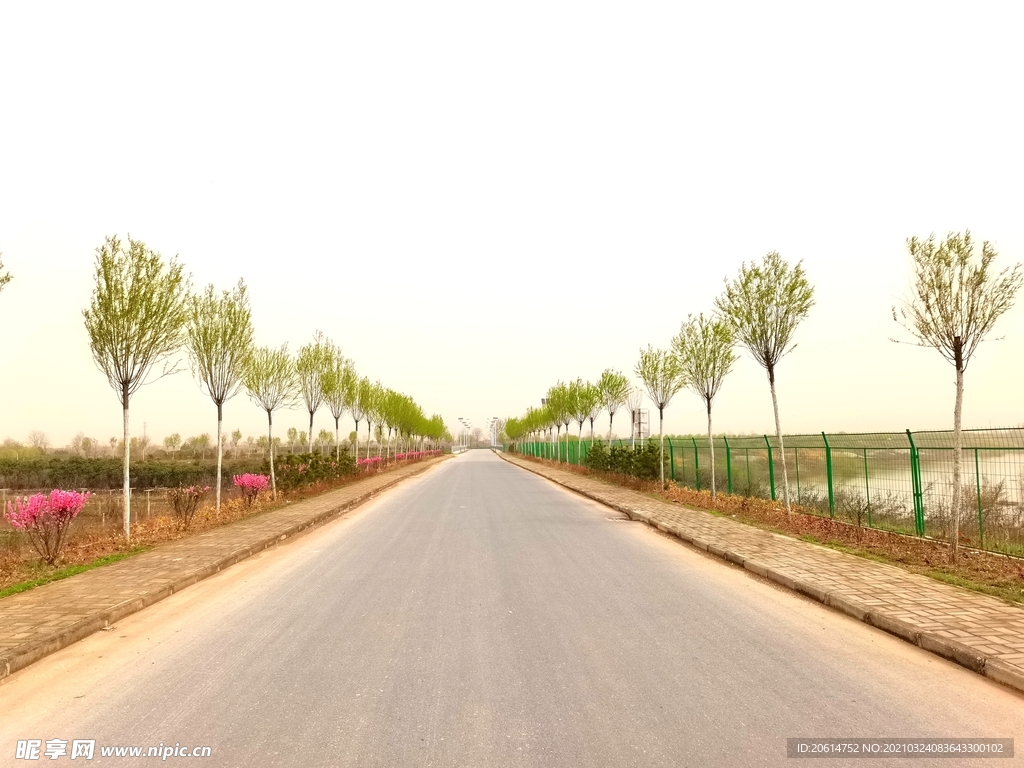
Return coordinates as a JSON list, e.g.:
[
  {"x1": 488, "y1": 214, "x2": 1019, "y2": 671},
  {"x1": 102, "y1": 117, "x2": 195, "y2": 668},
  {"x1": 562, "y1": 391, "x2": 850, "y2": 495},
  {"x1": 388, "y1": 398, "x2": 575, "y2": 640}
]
[{"x1": 507, "y1": 428, "x2": 1024, "y2": 557}]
